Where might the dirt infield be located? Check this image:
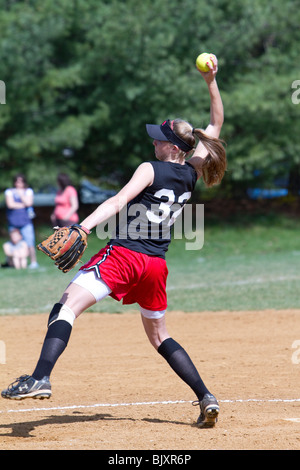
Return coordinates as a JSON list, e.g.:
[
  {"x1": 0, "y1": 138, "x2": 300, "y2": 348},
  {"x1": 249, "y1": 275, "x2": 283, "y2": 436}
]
[{"x1": 0, "y1": 309, "x2": 299, "y2": 450}]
